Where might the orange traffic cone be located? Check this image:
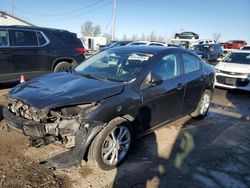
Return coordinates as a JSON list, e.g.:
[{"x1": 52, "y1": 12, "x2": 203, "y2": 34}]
[{"x1": 20, "y1": 74, "x2": 25, "y2": 83}]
